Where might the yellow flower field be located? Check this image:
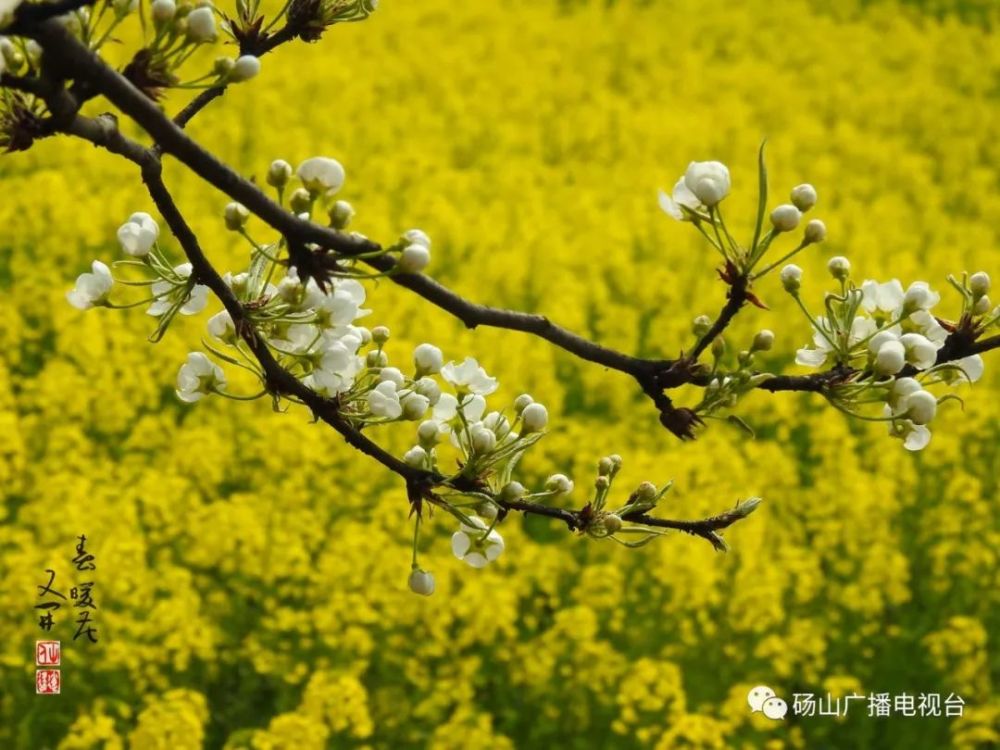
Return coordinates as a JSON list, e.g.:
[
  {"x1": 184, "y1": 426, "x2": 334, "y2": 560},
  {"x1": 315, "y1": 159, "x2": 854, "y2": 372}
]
[{"x1": 1, "y1": 0, "x2": 998, "y2": 747}]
